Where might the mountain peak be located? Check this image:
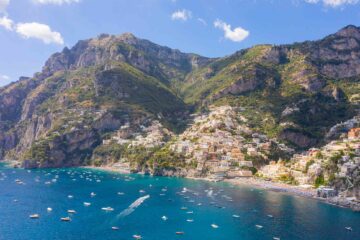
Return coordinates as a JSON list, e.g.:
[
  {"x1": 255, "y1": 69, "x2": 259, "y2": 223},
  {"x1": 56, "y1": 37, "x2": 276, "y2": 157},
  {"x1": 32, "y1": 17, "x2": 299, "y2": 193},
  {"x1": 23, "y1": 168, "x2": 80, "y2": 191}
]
[{"x1": 335, "y1": 25, "x2": 360, "y2": 39}]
